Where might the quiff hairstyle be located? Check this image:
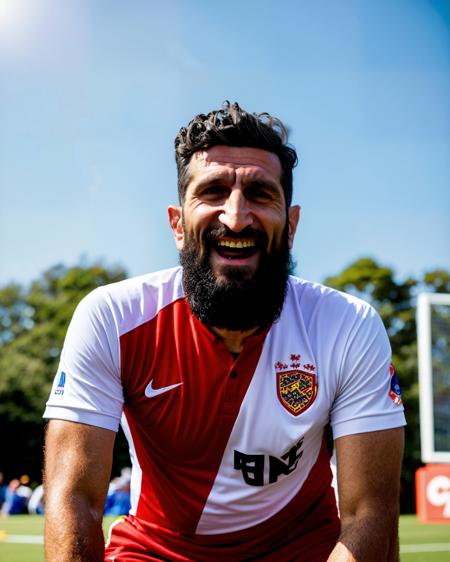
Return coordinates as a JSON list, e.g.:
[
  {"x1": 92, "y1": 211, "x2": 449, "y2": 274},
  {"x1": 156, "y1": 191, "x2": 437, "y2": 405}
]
[{"x1": 174, "y1": 101, "x2": 298, "y2": 206}]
